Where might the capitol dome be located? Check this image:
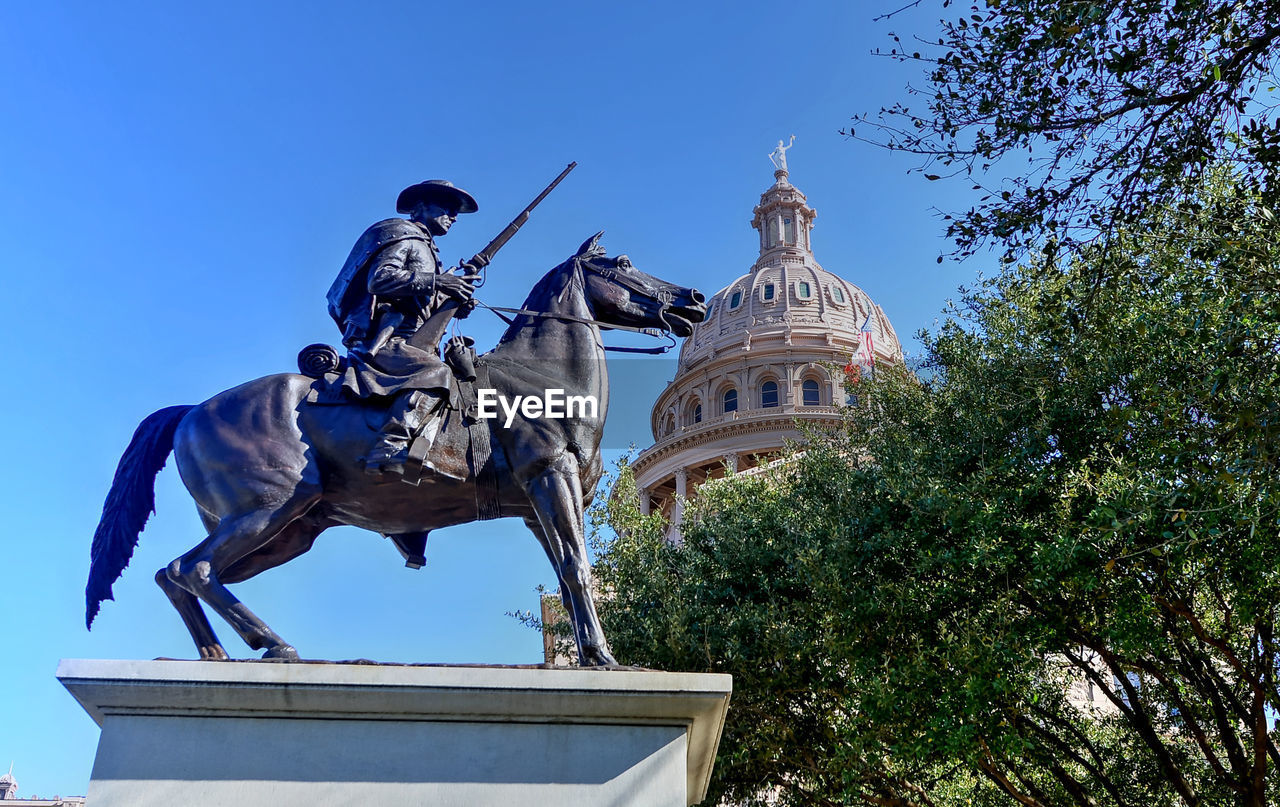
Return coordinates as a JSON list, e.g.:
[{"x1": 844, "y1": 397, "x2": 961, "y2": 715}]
[
  {"x1": 630, "y1": 153, "x2": 903, "y2": 534},
  {"x1": 676, "y1": 258, "x2": 903, "y2": 375}
]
